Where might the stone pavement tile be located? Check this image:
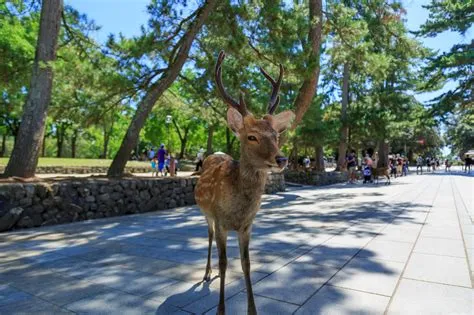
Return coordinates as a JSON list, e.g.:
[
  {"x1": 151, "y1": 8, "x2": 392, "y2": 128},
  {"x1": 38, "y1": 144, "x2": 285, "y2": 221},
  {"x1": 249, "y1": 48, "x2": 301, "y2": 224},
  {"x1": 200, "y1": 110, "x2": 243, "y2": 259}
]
[
  {"x1": 182, "y1": 271, "x2": 268, "y2": 314},
  {"x1": 212, "y1": 257, "x2": 264, "y2": 275},
  {"x1": 419, "y1": 226, "x2": 462, "y2": 240},
  {"x1": 1, "y1": 268, "x2": 73, "y2": 289},
  {"x1": 375, "y1": 225, "x2": 421, "y2": 243},
  {"x1": 252, "y1": 261, "x2": 338, "y2": 305},
  {"x1": 295, "y1": 284, "x2": 390, "y2": 315},
  {"x1": 404, "y1": 252, "x2": 471, "y2": 287},
  {"x1": 387, "y1": 278, "x2": 473, "y2": 315},
  {"x1": 357, "y1": 239, "x2": 414, "y2": 263},
  {"x1": 24, "y1": 252, "x2": 68, "y2": 264},
  {"x1": 424, "y1": 217, "x2": 459, "y2": 228},
  {"x1": 254, "y1": 254, "x2": 301, "y2": 274},
  {"x1": 461, "y1": 223, "x2": 474, "y2": 235},
  {"x1": 20, "y1": 278, "x2": 110, "y2": 306},
  {"x1": 0, "y1": 284, "x2": 33, "y2": 307},
  {"x1": 155, "y1": 263, "x2": 211, "y2": 283},
  {"x1": 0, "y1": 296, "x2": 73, "y2": 314},
  {"x1": 143, "y1": 280, "x2": 213, "y2": 308},
  {"x1": 204, "y1": 292, "x2": 299, "y2": 315},
  {"x1": 63, "y1": 289, "x2": 183, "y2": 314},
  {"x1": 295, "y1": 242, "x2": 360, "y2": 269},
  {"x1": 118, "y1": 256, "x2": 178, "y2": 274},
  {"x1": 0, "y1": 259, "x2": 51, "y2": 280},
  {"x1": 323, "y1": 231, "x2": 375, "y2": 249},
  {"x1": 463, "y1": 233, "x2": 473, "y2": 249},
  {"x1": 413, "y1": 237, "x2": 466, "y2": 257},
  {"x1": 82, "y1": 267, "x2": 178, "y2": 296},
  {"x1": 328, "y1": 257, "x2": 404, "y2": 296}
]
